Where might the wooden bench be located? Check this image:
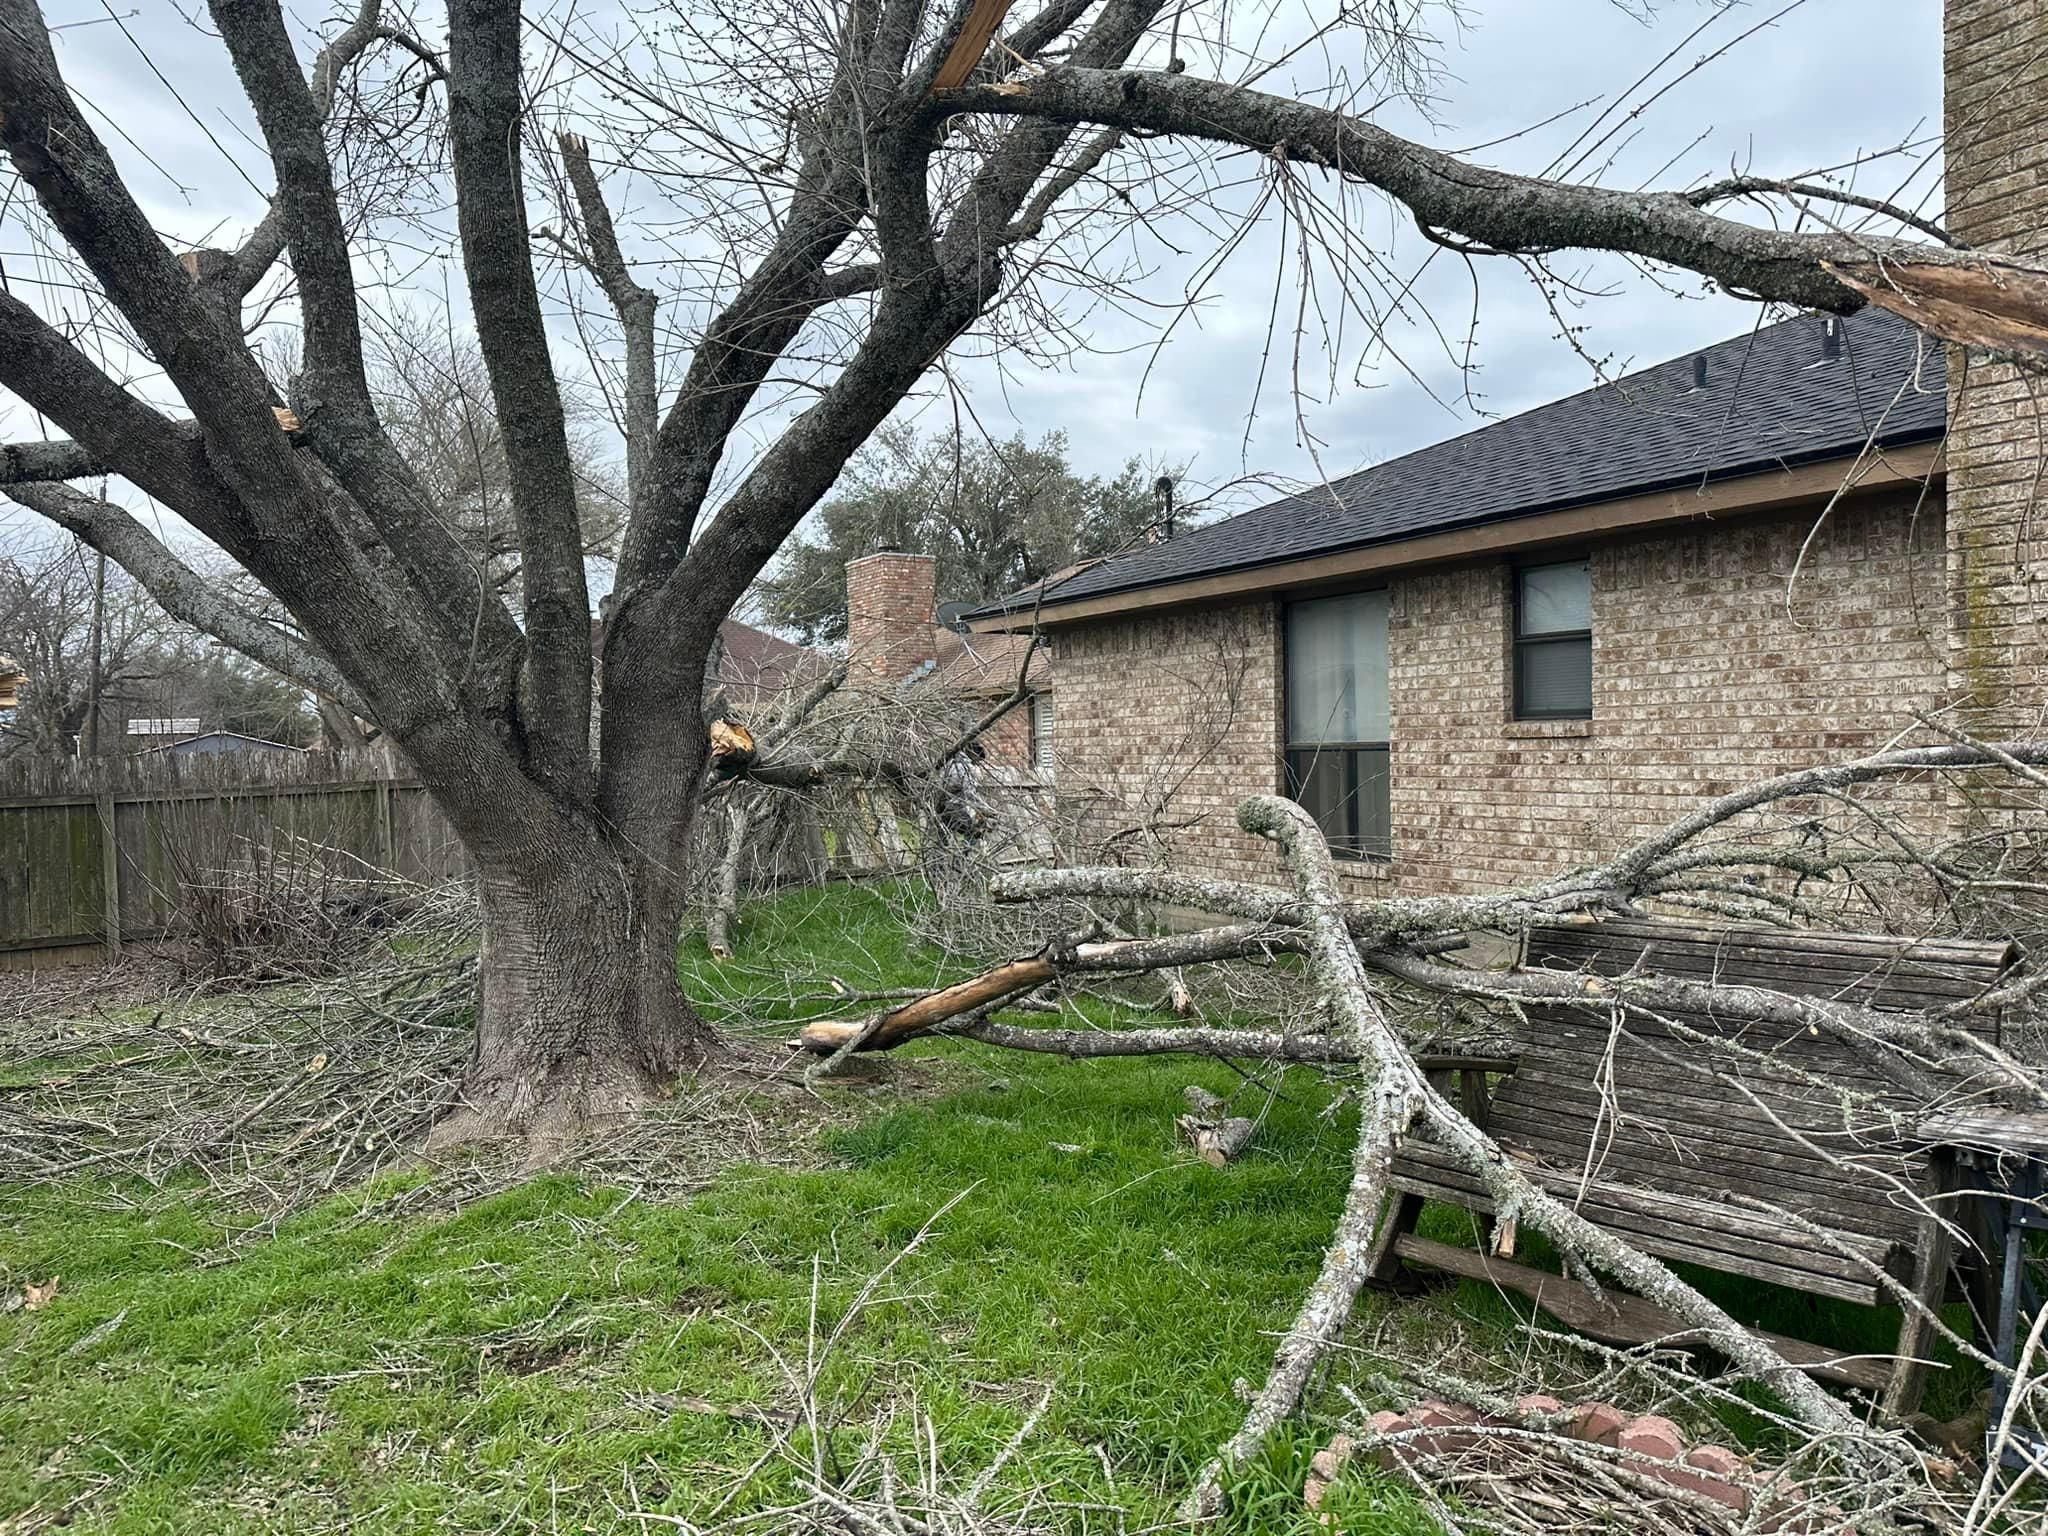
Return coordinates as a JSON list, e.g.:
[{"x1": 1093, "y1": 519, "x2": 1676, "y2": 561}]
[{"x1": 1372, "y1": 916, "x2": 2024, "y2": 1416}]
